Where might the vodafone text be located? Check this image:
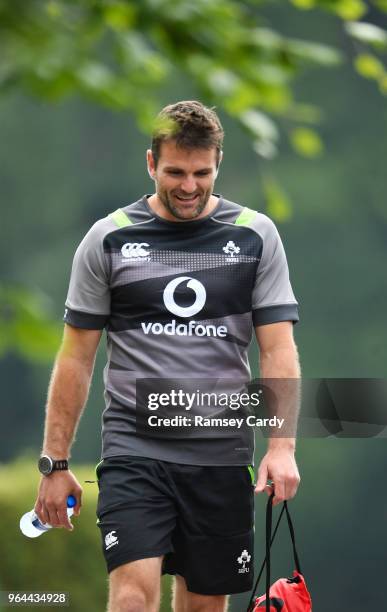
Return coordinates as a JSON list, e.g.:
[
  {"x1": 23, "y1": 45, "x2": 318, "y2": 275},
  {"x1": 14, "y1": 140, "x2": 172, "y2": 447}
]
[{"x1": 141, "y1": 319, "x2": 227, "y2": 337}]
